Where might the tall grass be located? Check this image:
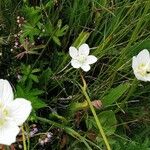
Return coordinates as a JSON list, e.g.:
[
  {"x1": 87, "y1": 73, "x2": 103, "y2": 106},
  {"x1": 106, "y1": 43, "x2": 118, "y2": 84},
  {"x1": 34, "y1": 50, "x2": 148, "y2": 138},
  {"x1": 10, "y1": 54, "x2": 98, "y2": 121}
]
[{"x1": 0, "y1": 0, "x2": 150, "y2": 149}]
